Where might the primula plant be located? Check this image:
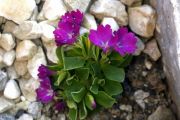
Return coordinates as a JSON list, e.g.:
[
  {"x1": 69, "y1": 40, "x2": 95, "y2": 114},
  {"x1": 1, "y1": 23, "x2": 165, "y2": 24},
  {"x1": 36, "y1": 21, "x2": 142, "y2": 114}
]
[{"x1": 36, "y1": 10, "x2": 137, "y2": 120}]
